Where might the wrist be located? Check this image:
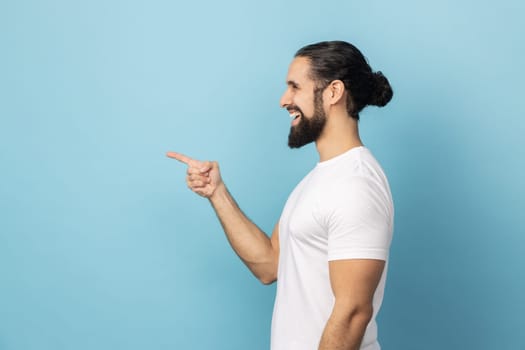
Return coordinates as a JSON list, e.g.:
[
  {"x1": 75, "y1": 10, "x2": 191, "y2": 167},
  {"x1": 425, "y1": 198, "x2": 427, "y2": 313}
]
[{"x1": 209, "y1": 182, "x2": 228, "y2": 204}]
